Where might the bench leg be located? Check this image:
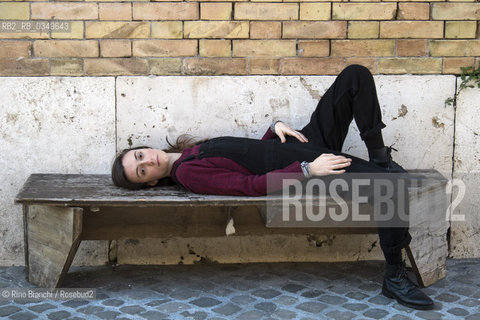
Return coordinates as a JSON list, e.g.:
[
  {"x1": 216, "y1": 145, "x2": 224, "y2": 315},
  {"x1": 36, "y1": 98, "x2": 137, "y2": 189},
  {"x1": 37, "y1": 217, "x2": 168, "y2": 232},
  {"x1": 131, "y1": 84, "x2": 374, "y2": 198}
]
[
  {"x1": 405, "y1": 177, "x2": 449, "y2": 287},
  {"x1": 405, "y1": 227, "x2": 448, "y2": 287},
  {"x1": 24, "y1": 205, "x2": 83, "y2": 288},
  {"x1": 405, "y1": 245, "x2": 425, "y2": 287}
]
